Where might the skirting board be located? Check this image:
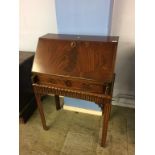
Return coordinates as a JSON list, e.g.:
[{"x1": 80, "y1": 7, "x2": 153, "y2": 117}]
[
  {"x1": 112, "y1": 97, "x2": 135, "y2": 108},
  {"x1": 63, "y1": 98, "x2": 134, "y2": 116}
]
